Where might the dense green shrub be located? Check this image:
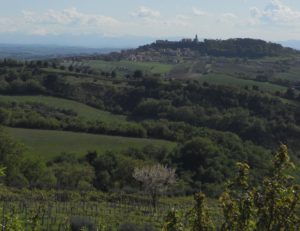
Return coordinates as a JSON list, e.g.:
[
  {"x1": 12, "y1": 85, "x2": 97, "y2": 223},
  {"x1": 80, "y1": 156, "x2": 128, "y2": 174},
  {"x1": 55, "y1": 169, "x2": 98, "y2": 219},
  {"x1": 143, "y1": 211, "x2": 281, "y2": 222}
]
[
  {"x1": 163, "y1": 144, "x2": 300, "y2": 231},
  {"x1": 118, "y1": 223, "x2": 140, "y2": 231},
  {"x1": 70, "y1": 216, "x2": 97, "y2": 231},
  {"x1": 118, "y1": 223, "x2": 156, "y2": 231}
]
